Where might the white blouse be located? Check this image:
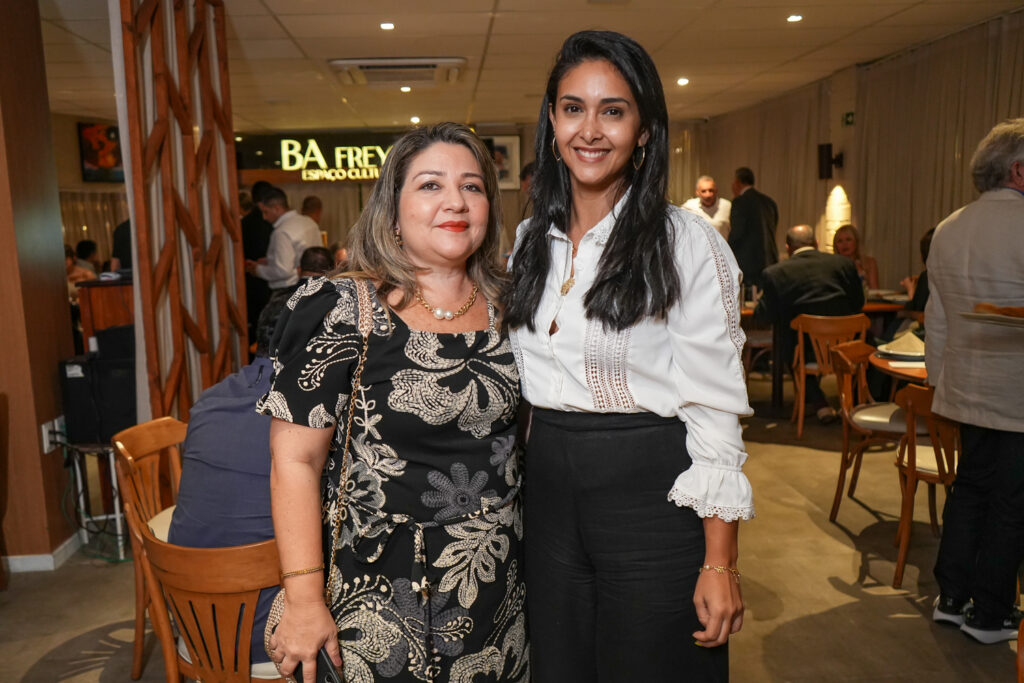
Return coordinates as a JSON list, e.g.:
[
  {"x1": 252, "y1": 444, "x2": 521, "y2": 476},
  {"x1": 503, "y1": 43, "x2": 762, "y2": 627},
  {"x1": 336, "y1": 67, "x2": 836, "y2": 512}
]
[{"x1": 509, "y1": 194, "x2": 755, "y2": 522}]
